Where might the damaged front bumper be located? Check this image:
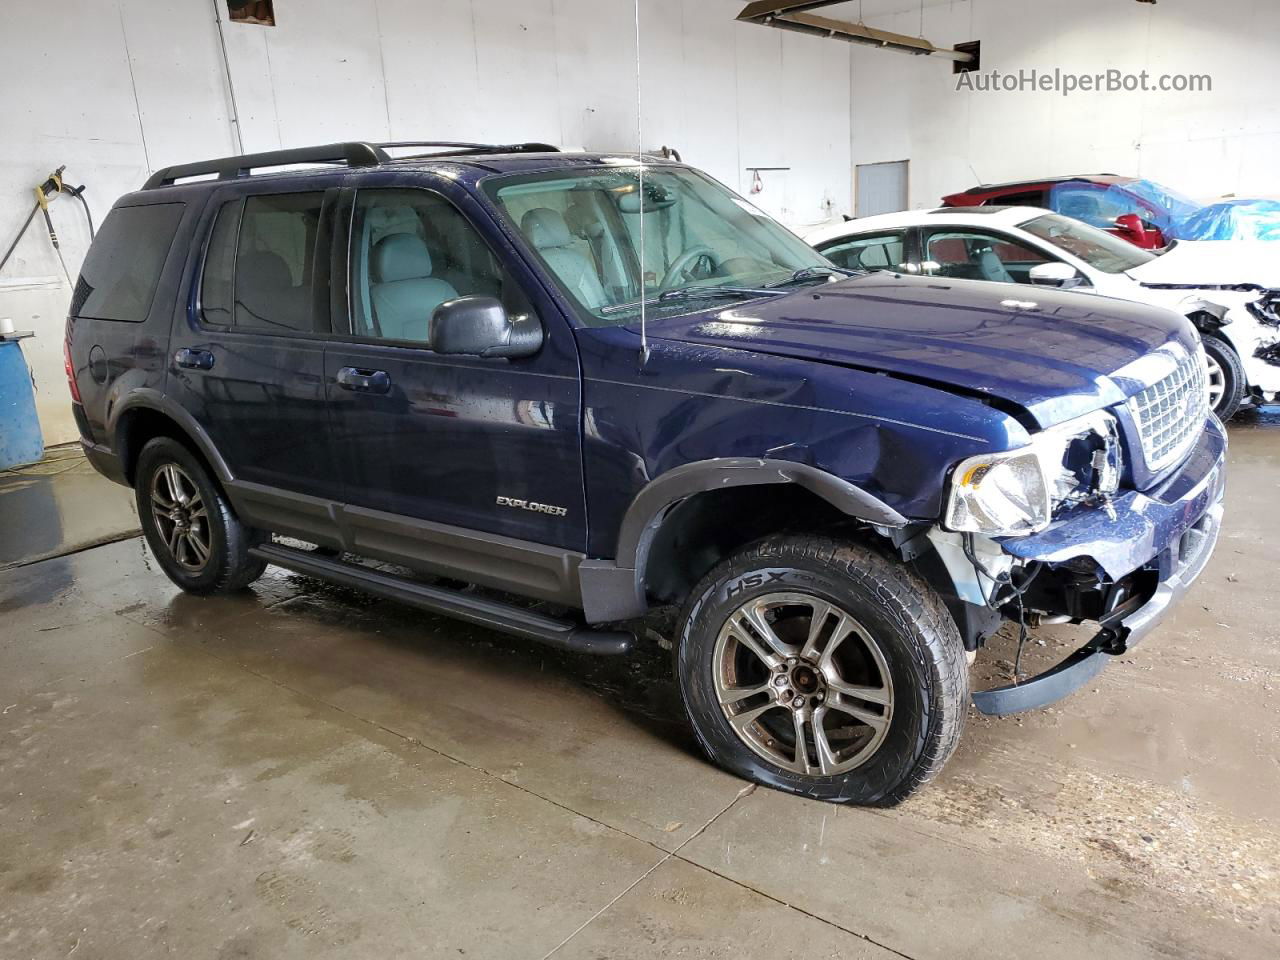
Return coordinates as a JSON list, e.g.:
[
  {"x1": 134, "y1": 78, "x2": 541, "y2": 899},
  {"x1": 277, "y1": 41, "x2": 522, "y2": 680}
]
[{"x1": 971, "y1": 415, "x2": 1227, "y2": 717}]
